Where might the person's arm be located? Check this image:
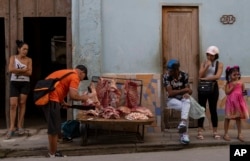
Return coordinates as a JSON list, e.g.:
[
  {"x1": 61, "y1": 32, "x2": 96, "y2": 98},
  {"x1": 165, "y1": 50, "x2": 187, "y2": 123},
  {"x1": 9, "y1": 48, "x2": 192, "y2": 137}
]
[
  {"x1": 225, "y1": 83, "x2": 235, "y2": 95},
  {"x1": 163, "y1": 72, "x2": 190, "y2": 97},
  {"x1": 201, "y1": 62, "x2": 224, "y2": 81},
  {"x1": 166, "y1": 85, "x2": 190, "y2": 97},
  {"x1": 185, "y1": 85, "x2": 193, "y2": 95},
  {"x1": 21, "y1": 58, "x2": 32, "y2": 76},
  {"x1": 184, "y1": 72, "x2": 192, "y2": 95},
  {"x1": 241, "y1": 82, "x2": 247, "y2": 95},
  {"x1": 8, "y1": 56, "x2": 30, "y2": 75},
  {"x1": 68, "y1": 87, "x2": 89, "y2": 102},
  {"x1": 199, "y1": 61, "x2": 210, "y2": 78}
]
